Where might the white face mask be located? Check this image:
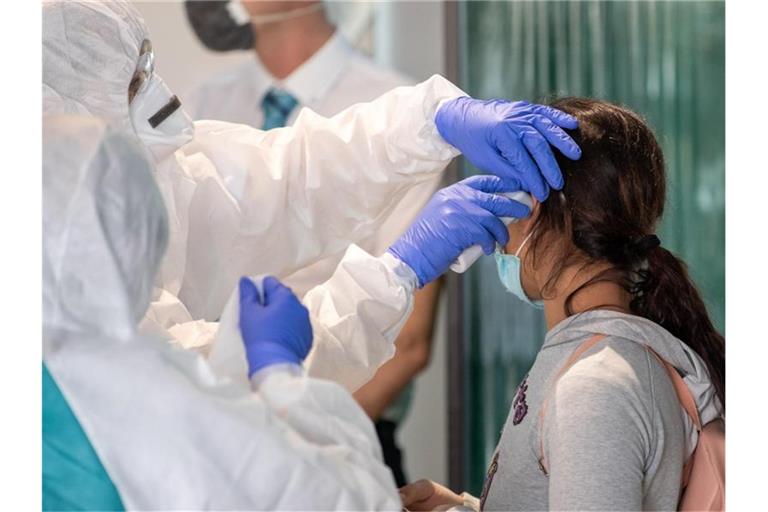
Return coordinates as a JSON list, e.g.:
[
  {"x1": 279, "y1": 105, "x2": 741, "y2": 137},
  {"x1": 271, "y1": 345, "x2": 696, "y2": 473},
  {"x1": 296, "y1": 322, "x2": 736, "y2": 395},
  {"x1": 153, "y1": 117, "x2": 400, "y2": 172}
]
[{"x1": 129, "y1": 73, "x2": 194, "y2": 162}]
